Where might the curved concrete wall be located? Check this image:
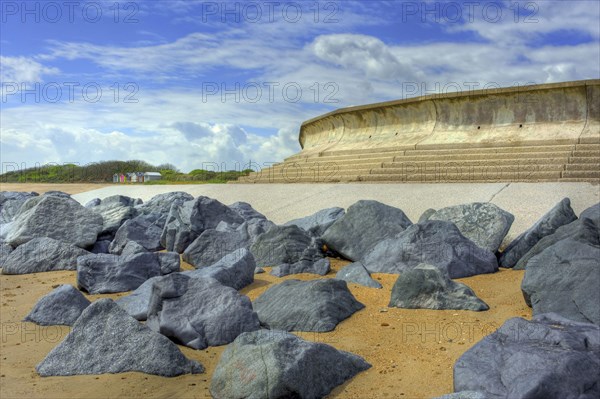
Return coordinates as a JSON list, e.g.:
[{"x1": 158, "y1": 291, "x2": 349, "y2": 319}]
[{"x1": 298, "y1": 80, "x2": 600, "y2": 155}]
